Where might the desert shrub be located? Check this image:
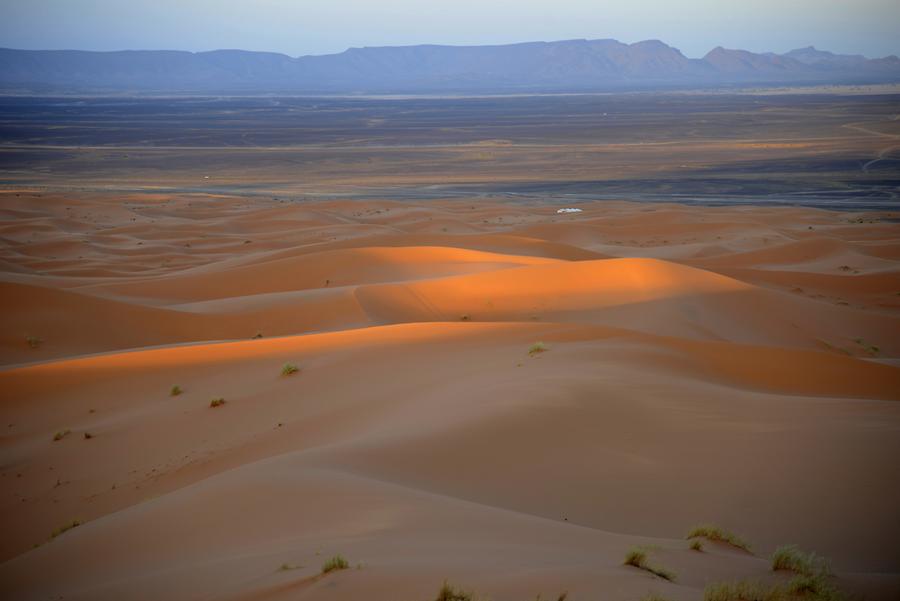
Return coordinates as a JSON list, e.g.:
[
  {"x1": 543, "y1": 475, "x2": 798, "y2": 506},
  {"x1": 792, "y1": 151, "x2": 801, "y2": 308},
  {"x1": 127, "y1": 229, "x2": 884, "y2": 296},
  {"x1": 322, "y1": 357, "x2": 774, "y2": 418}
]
[
  {"x1": 51, "y1": 519, "x2": 82, "y2": 539},
  {"x1": 209, "y1": 398, "x2": 226, "y2": 408},
  {"x1": 623, "y1": 546, "x2": 676, "y2": 581},
  {"x1": 686, "y1": 524, "x2": 751, "y2": 552},
  {"x1": 704, "y1": 574, "x2": 843, "y2": 601},
  {"x1": 26, "y1": 335, "x2": 43, "y2": 348},
  {"x1": 528, "y1": 341, "x2": 548, "y2": 355},
  {"x1": 690, "y1": 539, "x2": 703, "y2": 551},
  {"x1": 281, "y1": 363, "x2": 299, "y2": 376},
  {"x1": 771, "y1": 544, "x2": 830, "y2": 576},
  {"x1": 703, "y1": 580, "x2": 784, "y2": 601},
  {"x1": 434, "y1": 581, "x2": 473, "y2": 601},
  {"x1": 786, "y1": 573, "x2": 843, "y2": 601},
  {"x1": 53, "y1": 429, "x2": 71, "y2": 441},
  {"x1": 170, "y1": 385, "x2": 183, "y2": 396},
  {"x1": 321, "y1": 554, "x2": 349, "y2": 574}
]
